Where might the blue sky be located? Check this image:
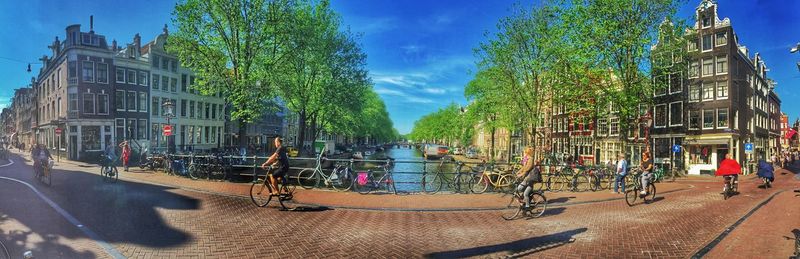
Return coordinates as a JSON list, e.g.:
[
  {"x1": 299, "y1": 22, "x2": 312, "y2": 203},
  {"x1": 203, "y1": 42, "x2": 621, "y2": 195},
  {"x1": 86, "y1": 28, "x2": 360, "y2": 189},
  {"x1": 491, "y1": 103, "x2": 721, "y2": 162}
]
[{"x1": 1, "y1": 0, "x2": 799, "y2": 134}]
